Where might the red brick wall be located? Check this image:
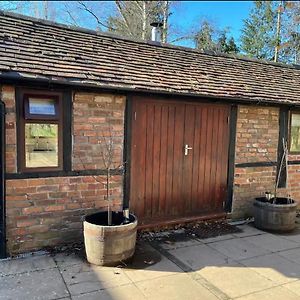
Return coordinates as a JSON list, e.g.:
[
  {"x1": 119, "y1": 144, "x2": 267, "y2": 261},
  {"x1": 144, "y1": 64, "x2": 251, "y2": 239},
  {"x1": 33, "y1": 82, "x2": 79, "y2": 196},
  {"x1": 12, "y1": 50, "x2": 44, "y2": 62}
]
[
  {"x1": 0, "y1": 85, "x2": 17, "y2": 173},
  {"x1": 233, "y1": 166, "x2": 277, "y2": 219},
  {"x1": 6, "y1": 176, "x2": 122, "y2": 254},
  {"x1": 232, "y1": 106, "x2": 280, "y2": 218},
  {"x1": 1, "y1": 87, "x2": 125, "y2": 255},
  {"x1": 73, "y1": 92, "x2": 125, "y2": 170},
  {"x1": 232, "y1": 105, "x2": 300, "y2": 219},
  {"x1": 235, "y1": 106, "x2": 279, "y2": 164}
]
